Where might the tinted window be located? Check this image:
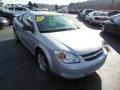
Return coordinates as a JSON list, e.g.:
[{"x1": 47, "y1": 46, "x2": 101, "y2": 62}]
[
  {"x1": 94, "y1": 12, "x2": 107, "y2": 16},
  {"x1": 15, "y1": 7, "x2": 26, "y2": 11},
  {"x1": 22, "y1": 14, "x2": 33, "y2": 26},
  {"x1": 9, "y1": 7, "x2": 14, "y2": 10},
  {"x1": 36, "y1": 15, "x2": 78, "y2": 33},
  {"x1": 86, "y1": 10, "x2": 93, "y2": 14}
]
